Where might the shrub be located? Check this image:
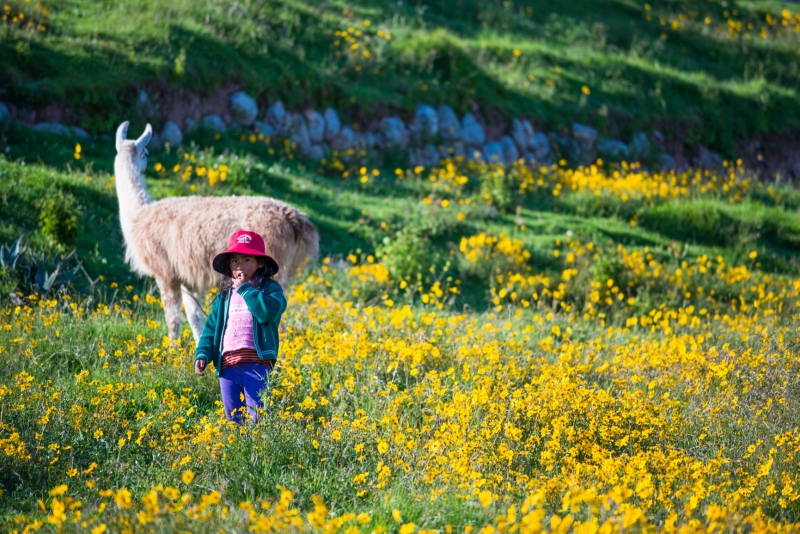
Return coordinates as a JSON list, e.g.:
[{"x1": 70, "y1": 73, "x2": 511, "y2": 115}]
[{"x1": 39, "y1": 192, "x2": 80, "y2": 248}]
